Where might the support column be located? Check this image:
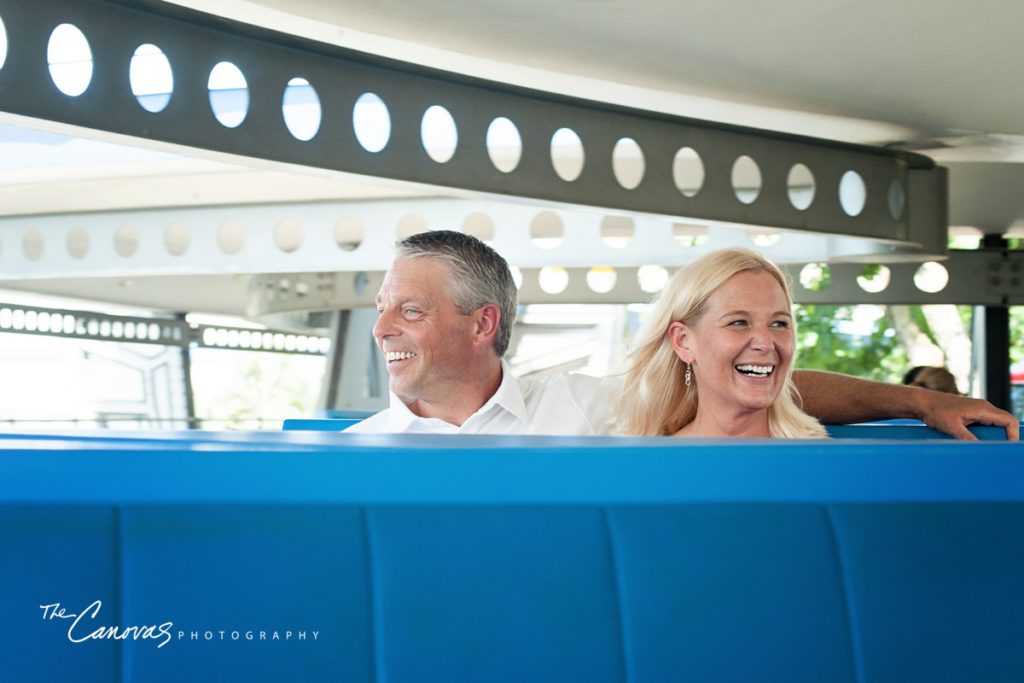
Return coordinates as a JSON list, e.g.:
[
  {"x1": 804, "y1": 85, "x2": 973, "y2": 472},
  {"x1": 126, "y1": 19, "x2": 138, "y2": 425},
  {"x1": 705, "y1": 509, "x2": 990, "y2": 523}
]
[
  {"x1": 980, "y1": 235, "x2": 1011, "y2": 410},
  {"x1": 175, "y1": 312, "x2": 197, "y2": 429}
]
